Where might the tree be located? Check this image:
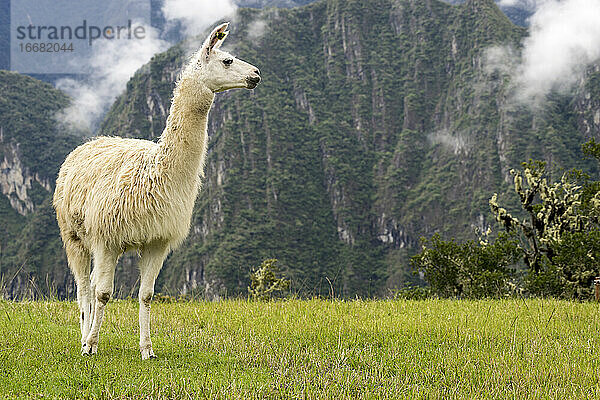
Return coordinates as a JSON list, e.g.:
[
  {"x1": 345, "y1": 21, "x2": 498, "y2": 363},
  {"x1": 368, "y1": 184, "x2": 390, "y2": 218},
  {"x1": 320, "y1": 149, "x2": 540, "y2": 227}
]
[{"x1": 489, "y1": 160, "x2": 587, "y2": 273}]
